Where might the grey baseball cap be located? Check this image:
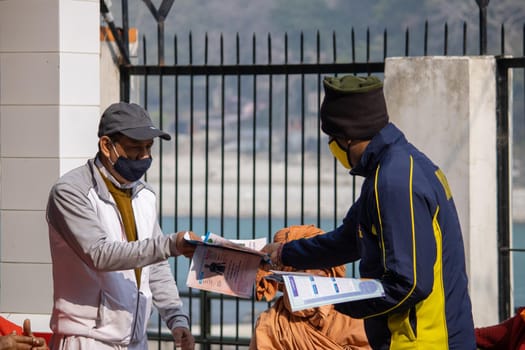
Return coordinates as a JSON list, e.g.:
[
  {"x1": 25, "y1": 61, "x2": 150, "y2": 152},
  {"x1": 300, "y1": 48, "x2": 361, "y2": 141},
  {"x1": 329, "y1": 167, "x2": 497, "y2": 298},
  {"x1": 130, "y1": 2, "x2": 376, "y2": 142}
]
[{"x1": 98, "y1": 102, "x2": 171, "y2": 141}]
